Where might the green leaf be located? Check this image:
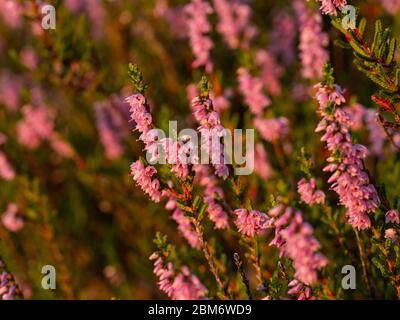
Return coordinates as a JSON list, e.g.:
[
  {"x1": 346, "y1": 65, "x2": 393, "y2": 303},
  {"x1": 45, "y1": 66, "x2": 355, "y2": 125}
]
[
  {"x1": 358, "y1": 17, "x2": 367, "y2": 38},
  {"x1": 128, "y1": 63, "x2": 148, "y2": 94},
  {"x1": 386, "y1": 38, "x2": 397, "y2": 65},
  {"x1": 372, "y1": 257, "x2": 389, "y2": 277},
  {"x1": 372, "y1": 20, "x2": 382, "y2": 55}
]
